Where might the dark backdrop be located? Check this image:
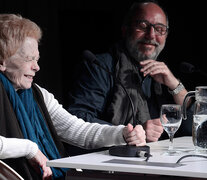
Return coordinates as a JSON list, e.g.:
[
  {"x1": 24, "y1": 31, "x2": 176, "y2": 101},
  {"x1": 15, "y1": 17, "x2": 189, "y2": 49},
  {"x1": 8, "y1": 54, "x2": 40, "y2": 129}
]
[{"x1": 1, "y1": 0, "x2": 206, "y2": 107}]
